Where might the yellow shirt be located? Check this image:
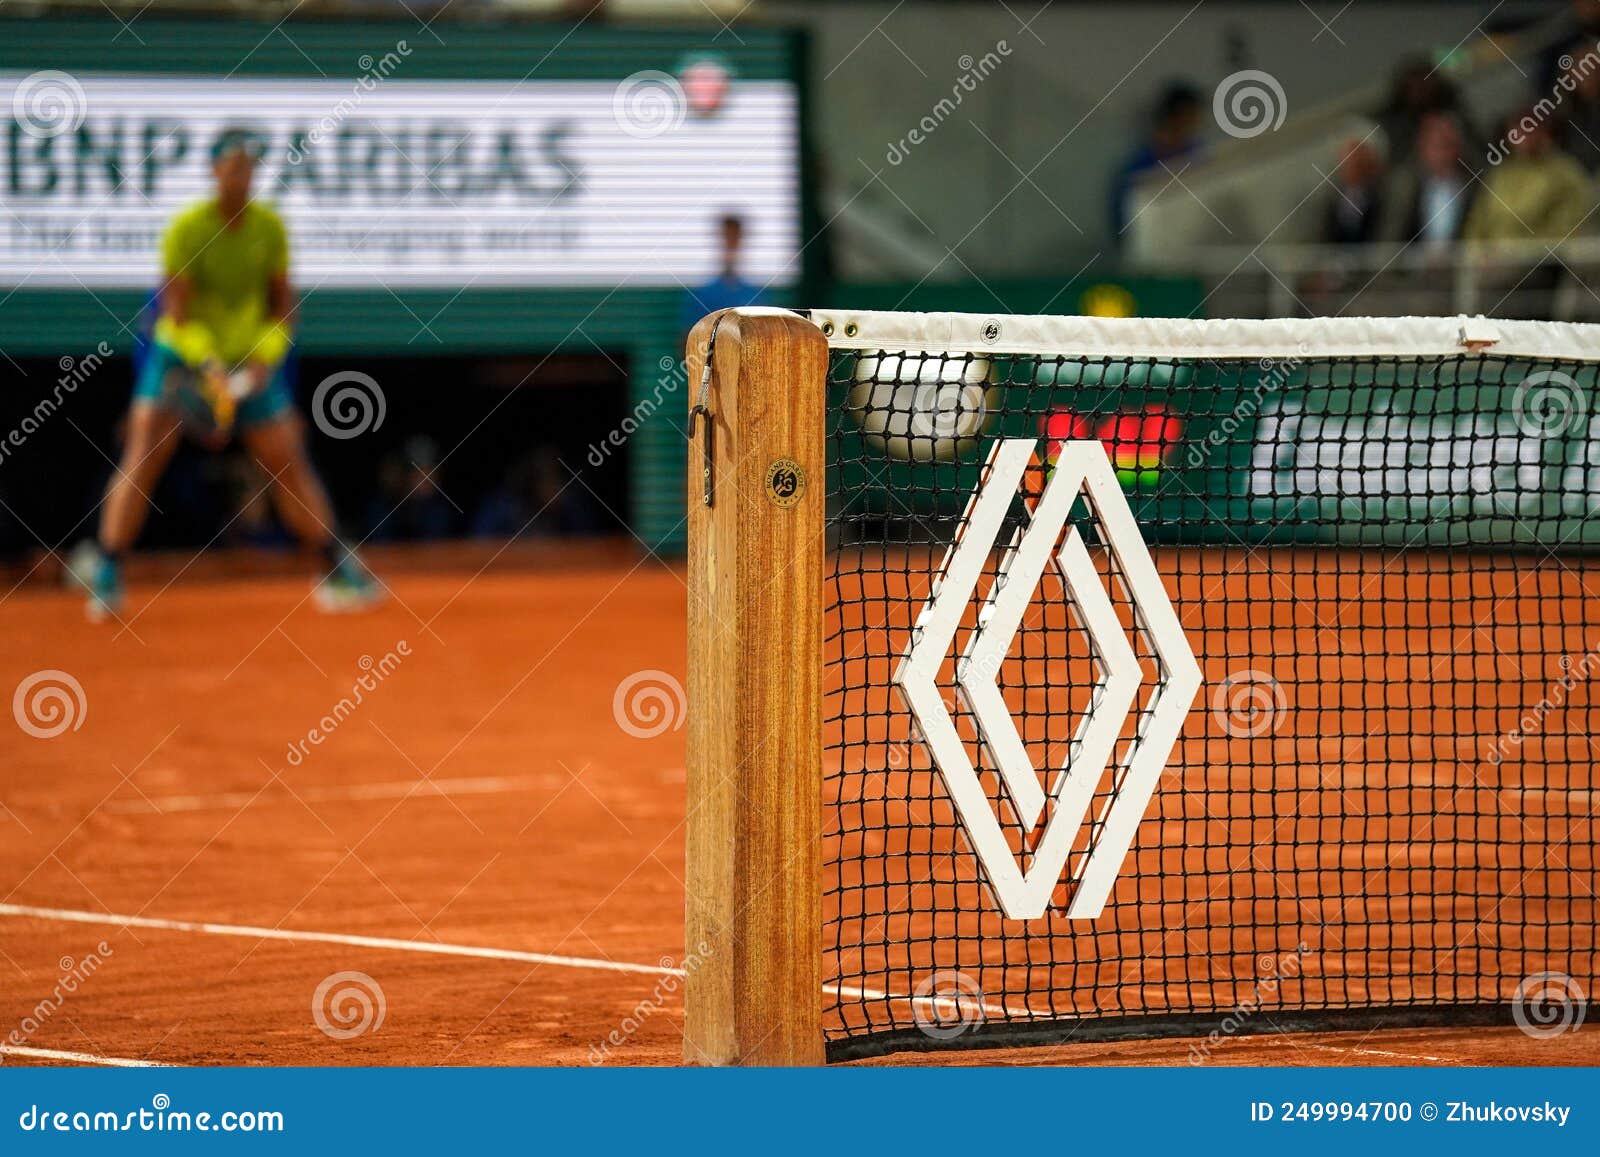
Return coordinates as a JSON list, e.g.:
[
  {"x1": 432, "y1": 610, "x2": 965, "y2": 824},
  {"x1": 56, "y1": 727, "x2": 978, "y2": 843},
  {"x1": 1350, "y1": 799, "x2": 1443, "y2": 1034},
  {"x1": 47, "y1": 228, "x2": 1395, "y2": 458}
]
[
  {"x1": 158, "y1": 199, "x2": 290, "y2": 366},
  {"x1": 1463, "y1": 153, "x2": 1595, "y2": 243}
]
